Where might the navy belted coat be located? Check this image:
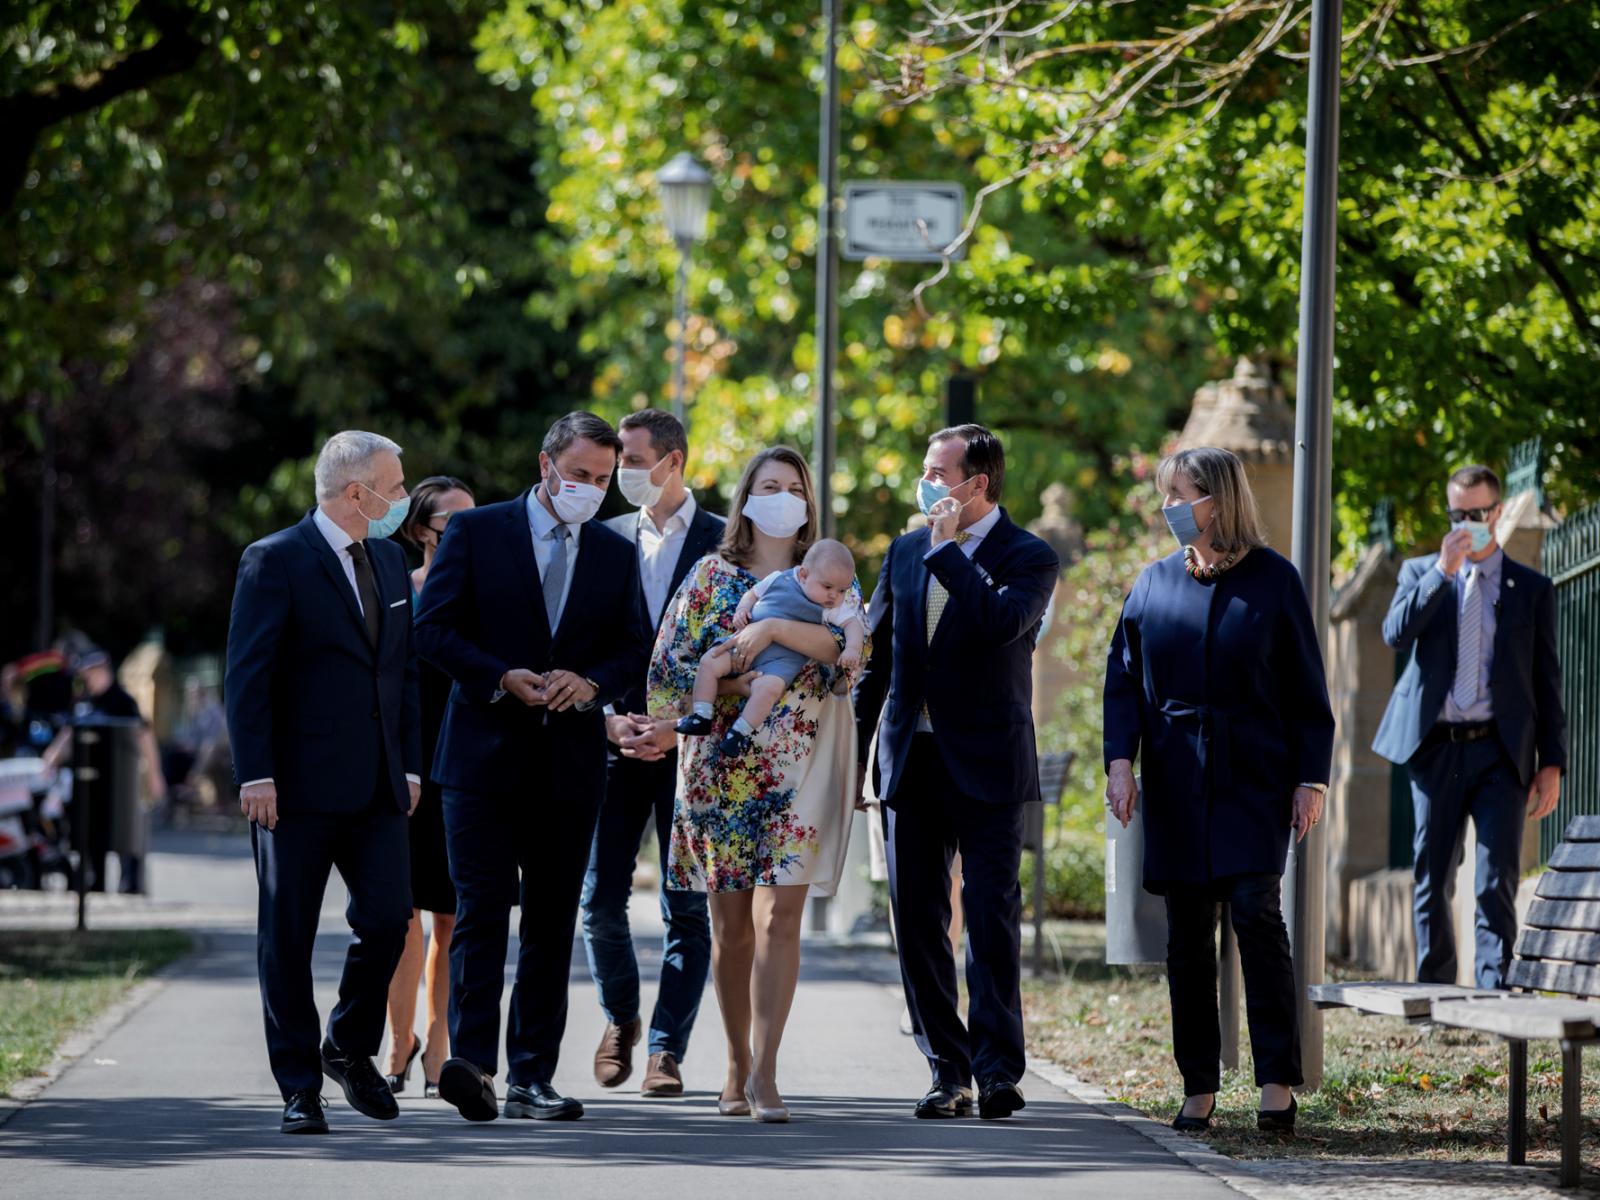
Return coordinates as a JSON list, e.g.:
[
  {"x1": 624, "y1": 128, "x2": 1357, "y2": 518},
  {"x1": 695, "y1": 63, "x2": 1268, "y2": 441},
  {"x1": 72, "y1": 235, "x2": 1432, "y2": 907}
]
[{"x1": 1102, "y1": 546, "x2": 1334, "y2": 893}]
